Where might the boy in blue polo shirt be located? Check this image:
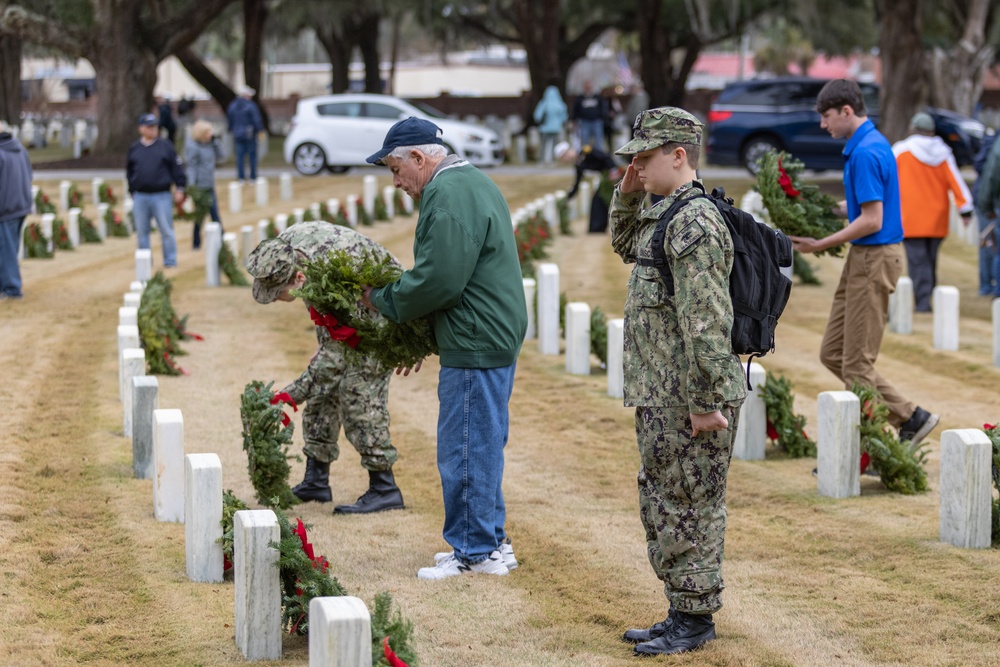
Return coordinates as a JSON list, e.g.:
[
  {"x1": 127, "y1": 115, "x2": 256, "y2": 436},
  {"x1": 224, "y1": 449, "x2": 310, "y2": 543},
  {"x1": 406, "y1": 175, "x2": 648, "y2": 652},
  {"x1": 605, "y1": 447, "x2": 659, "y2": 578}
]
[{"x1": 788, "y1": 79, "x2": 939, "y2": 447}]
